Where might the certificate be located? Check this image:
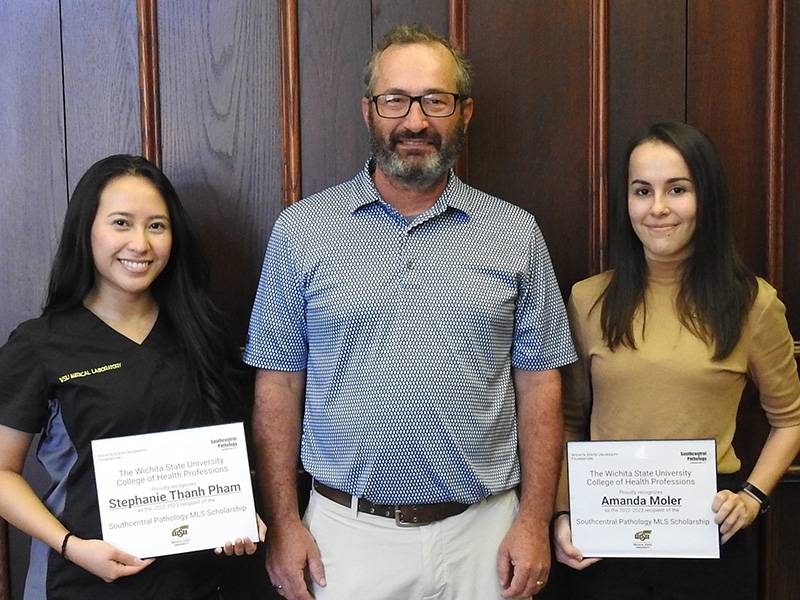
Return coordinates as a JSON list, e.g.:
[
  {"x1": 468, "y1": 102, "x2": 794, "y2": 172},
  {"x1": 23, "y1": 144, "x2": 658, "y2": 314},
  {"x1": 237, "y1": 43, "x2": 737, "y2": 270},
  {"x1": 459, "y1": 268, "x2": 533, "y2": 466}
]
[
  {"x1": 567, "y1": 439, "x2": 719, "y2": 559},
  {"x1": 92, "y1": 422, "x2": 259, "y2": 558}
]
